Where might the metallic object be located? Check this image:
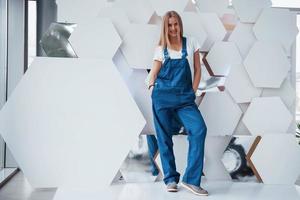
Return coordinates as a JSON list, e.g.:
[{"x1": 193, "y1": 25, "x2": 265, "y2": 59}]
[{"x1": 40, "y1": 22, "x2": 77, "y2": 57}]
